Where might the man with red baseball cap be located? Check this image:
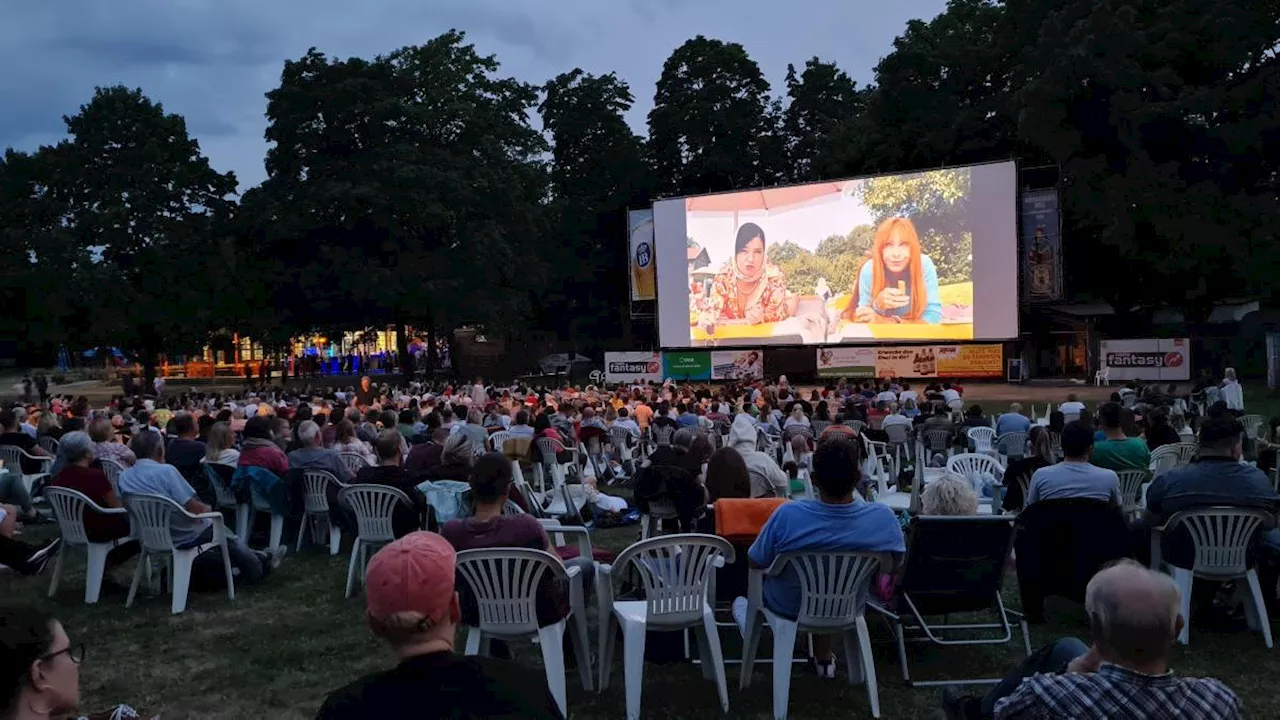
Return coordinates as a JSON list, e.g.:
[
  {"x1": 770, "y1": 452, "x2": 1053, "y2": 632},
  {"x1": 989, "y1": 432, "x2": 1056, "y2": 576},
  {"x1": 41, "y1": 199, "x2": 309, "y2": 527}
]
[{"x1": 316, "y1": 532, "x2": 562, "y2": 719}]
